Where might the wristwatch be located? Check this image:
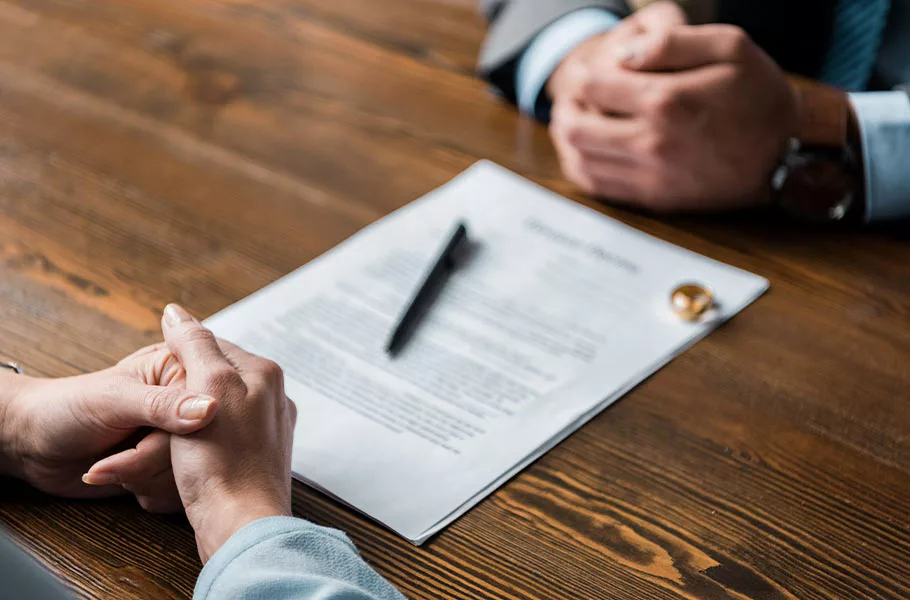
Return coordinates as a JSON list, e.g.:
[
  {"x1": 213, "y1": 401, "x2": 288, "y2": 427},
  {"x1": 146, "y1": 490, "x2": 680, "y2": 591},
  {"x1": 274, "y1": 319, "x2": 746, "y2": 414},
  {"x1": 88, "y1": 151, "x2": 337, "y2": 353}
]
[
  {"x1": 1, "y1": 360, "x2": 23, "y2": 375},
  {"x1": 772, "y1": 77, "x2": 864, "y2": 223}
]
